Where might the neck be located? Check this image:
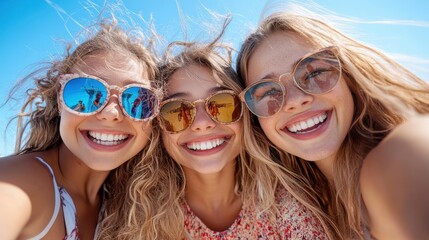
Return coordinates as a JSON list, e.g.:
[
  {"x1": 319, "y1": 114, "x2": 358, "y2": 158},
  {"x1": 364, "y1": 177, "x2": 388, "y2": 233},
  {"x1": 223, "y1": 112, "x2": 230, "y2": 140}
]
[
  {"x1": 55, "y1": 144, "x2": 109, "y2": 202},
  {"x1": 184, "y1": 161, "x2": 240, "y2": 210},
  {"x1": 315, "y1": 155, "x2": 335, "y2": 183},
  {"x1": 183, "y1": 160, "x2": 243, "y2": 231}
]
